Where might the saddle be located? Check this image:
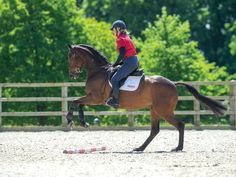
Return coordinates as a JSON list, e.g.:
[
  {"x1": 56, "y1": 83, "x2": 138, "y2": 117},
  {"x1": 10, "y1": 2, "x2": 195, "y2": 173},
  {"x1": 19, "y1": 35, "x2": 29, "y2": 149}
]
[{"x1": 108, "y1": 66, "x2": 145, "y2": 91}]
